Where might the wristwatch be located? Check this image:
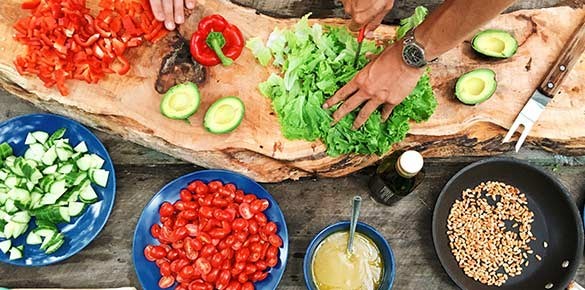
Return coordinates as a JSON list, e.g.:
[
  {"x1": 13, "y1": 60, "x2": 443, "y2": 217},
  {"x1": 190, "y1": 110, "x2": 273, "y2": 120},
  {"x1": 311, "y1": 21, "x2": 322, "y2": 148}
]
[{"x1": 402, "y1": 29, "x2": 428, "y2": 68}]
